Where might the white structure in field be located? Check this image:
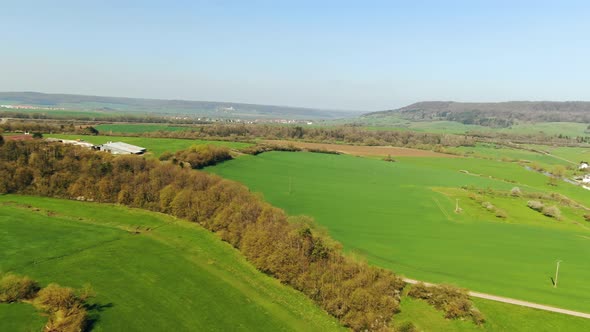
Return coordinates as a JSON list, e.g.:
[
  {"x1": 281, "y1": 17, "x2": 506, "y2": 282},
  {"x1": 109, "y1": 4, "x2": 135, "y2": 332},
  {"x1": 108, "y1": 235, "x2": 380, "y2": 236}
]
[
  {"x1": 579, "y1": 161, "x2": 589, "y2": 170},
  {"x1": 98, "y1": 142, "x2": 146, "y2": 155}
]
